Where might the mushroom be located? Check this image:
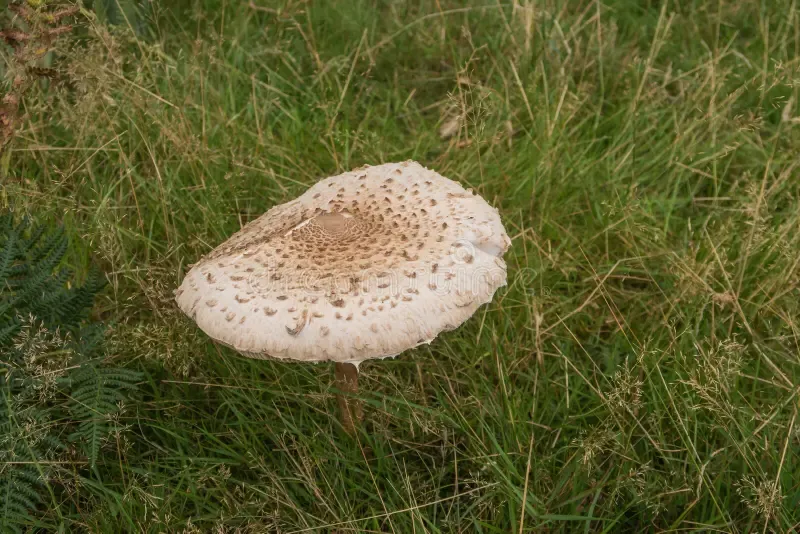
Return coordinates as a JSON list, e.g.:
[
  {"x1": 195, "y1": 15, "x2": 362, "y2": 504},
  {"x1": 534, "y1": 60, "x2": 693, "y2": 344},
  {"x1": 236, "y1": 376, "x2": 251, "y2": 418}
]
[{"x1": 175, "y1": 161, "x2": 510, "y2": 433}]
